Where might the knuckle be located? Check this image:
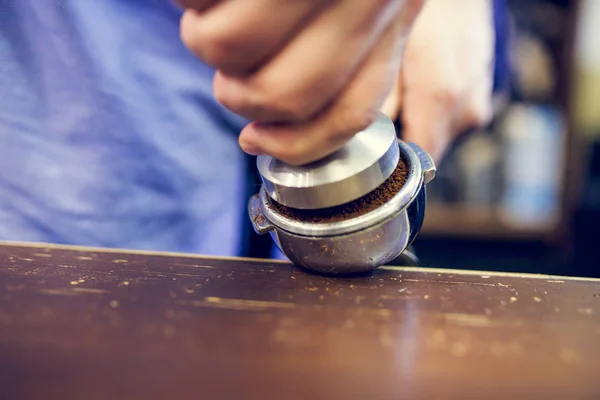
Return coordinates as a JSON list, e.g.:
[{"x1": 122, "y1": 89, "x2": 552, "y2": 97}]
[
  {"x1": 212, "y1": 75, "x2": 275, "y2": 121},
  {"x1": 180, "y1": 22, "x2": 236, "y2": 68},
  {"x1": 199, "y1": 40, "x2": 233, "y2": 68},
  {"x1": 250, "y1": 78, "x2": 315, "y2": 122},
  {"x1": 263, "y1": 98, "x2": 313, "y2": 122},
  {"x1": 229, "y1": 90, "x2": 314, "y2": 123},
  {"x1": 215, "y1": 69, "x2": 327, "y2": 122},
  {"x1": 249, "y1": 72, "x2": 328, "y2": 122},
  {"x1": 212, "y1": 81, "x2": 236, "y2": 111}
]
